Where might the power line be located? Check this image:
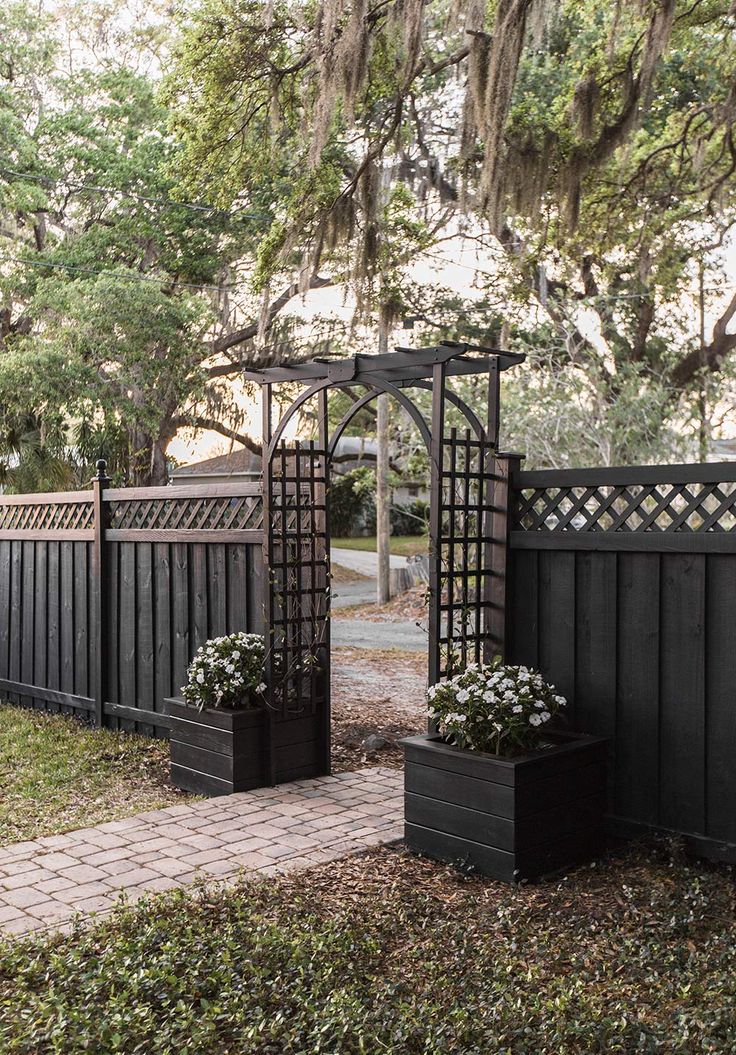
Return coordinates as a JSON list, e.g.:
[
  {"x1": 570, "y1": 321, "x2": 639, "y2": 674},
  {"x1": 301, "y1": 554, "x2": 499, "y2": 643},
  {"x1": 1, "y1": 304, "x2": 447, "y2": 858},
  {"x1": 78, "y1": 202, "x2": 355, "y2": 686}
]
[{"x1": 0, "y1": 167, "x2": 271, "y2": 221}]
